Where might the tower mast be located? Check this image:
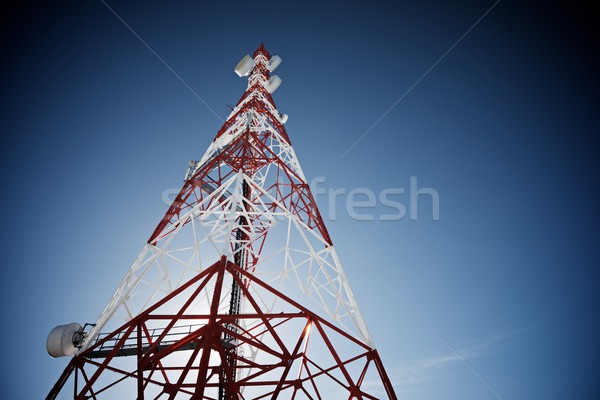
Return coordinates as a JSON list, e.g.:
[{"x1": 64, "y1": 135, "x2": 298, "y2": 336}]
[{"x1": 46, "y1": 44, "x2": 397, "y2": 400}]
